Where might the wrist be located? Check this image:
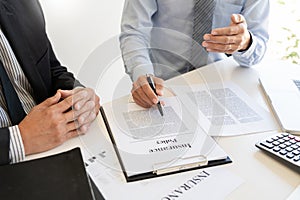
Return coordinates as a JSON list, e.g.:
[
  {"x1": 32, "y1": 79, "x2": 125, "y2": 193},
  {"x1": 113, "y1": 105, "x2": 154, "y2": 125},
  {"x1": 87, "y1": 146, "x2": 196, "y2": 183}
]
[
  {"x1": 239, "y1": 31, "x2": 252, "y2": 52},
  {"x1": 18, "y1": 121, "x2": 31, "y2": 155}
]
